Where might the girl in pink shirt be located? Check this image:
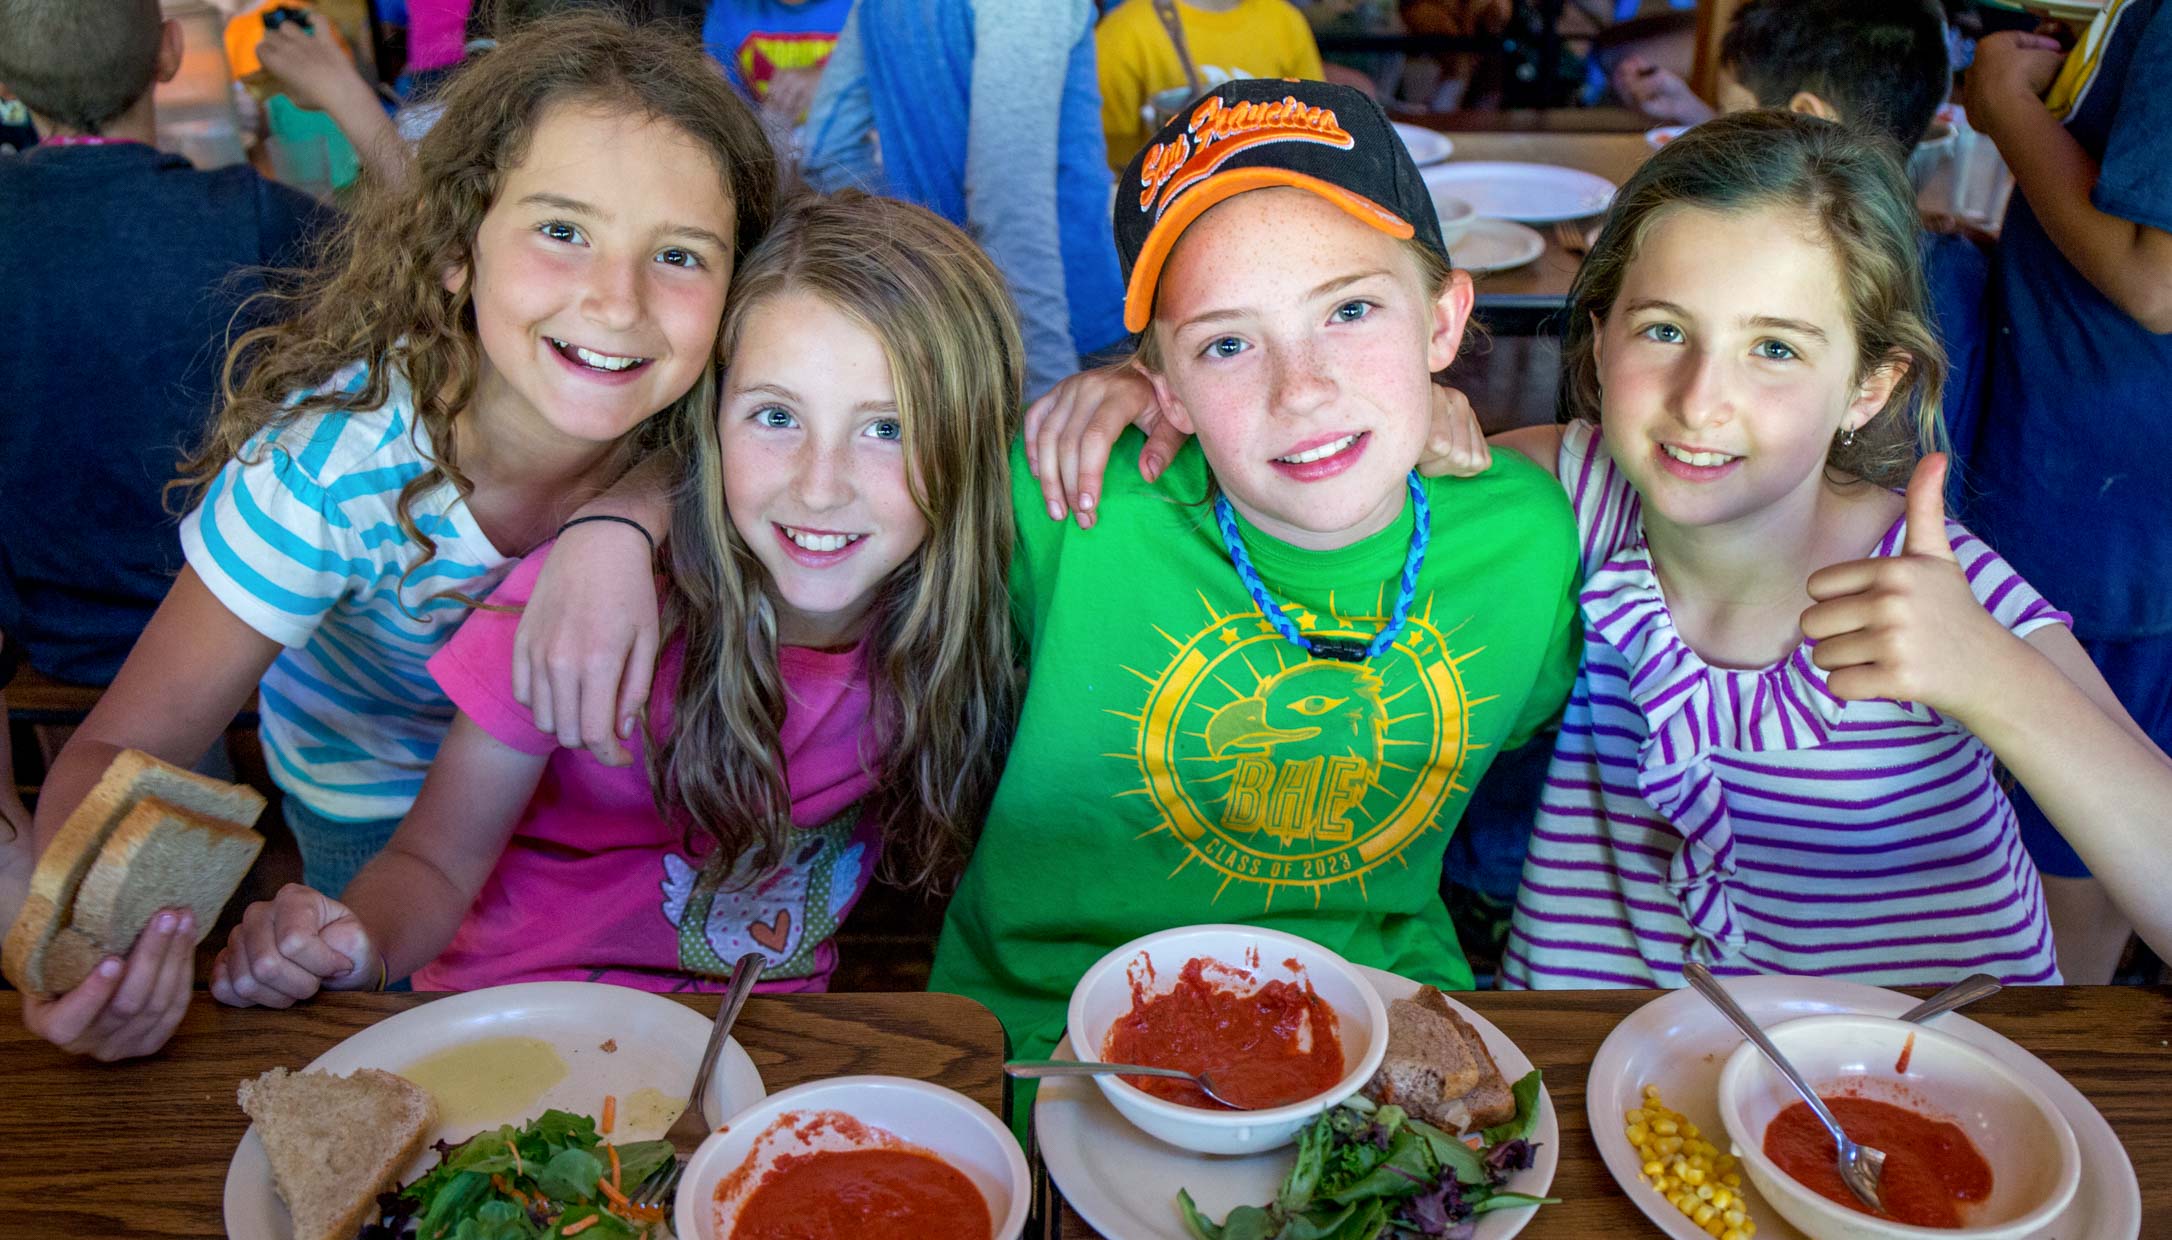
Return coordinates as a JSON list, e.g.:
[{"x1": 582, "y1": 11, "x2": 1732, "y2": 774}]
[{"x1": 207, "y1": 192, "x2": 1022, "y2": 1000}]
